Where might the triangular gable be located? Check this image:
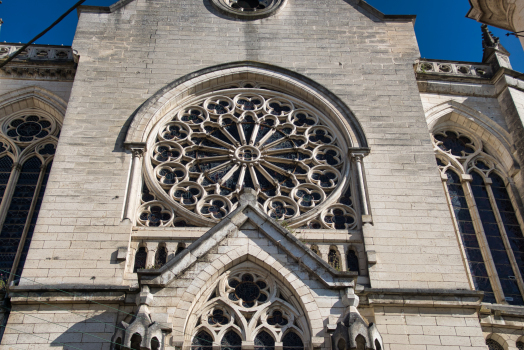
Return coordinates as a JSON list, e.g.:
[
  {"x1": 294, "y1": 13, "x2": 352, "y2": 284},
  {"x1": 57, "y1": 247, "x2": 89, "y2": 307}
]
[{"x1": 138, "y1": 189, "x2": 357, "y2": 288}]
